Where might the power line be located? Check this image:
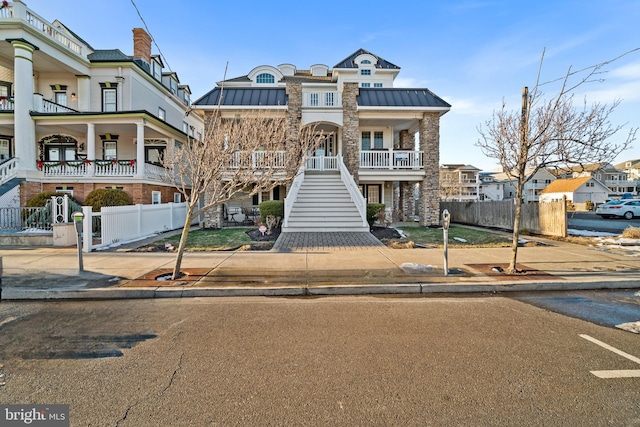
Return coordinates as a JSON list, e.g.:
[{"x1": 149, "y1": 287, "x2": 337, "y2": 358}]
[{"x1": 129, "y1": 0, "x2": 173, "y2": 74}]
